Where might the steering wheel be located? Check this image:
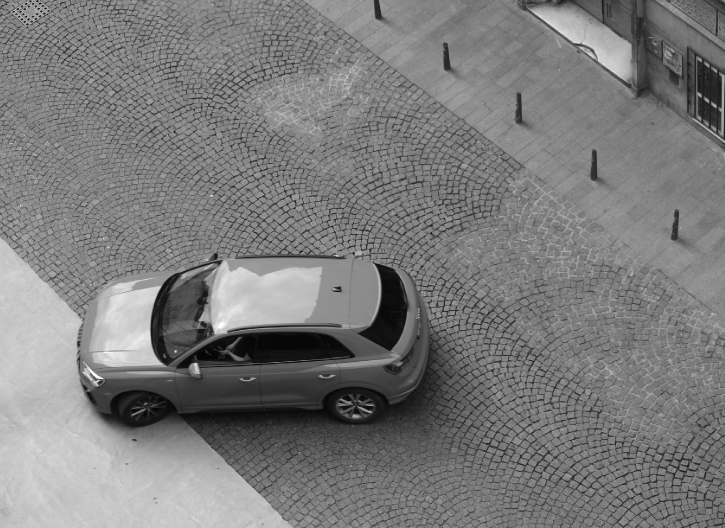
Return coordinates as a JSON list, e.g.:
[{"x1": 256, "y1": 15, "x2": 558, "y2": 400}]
[
  {"x1": 211, "y1": 343, "x2": 233, "y2": 359},
  {"x1": 197, "y1": 345, "x2": 221, "y2": 360}
]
